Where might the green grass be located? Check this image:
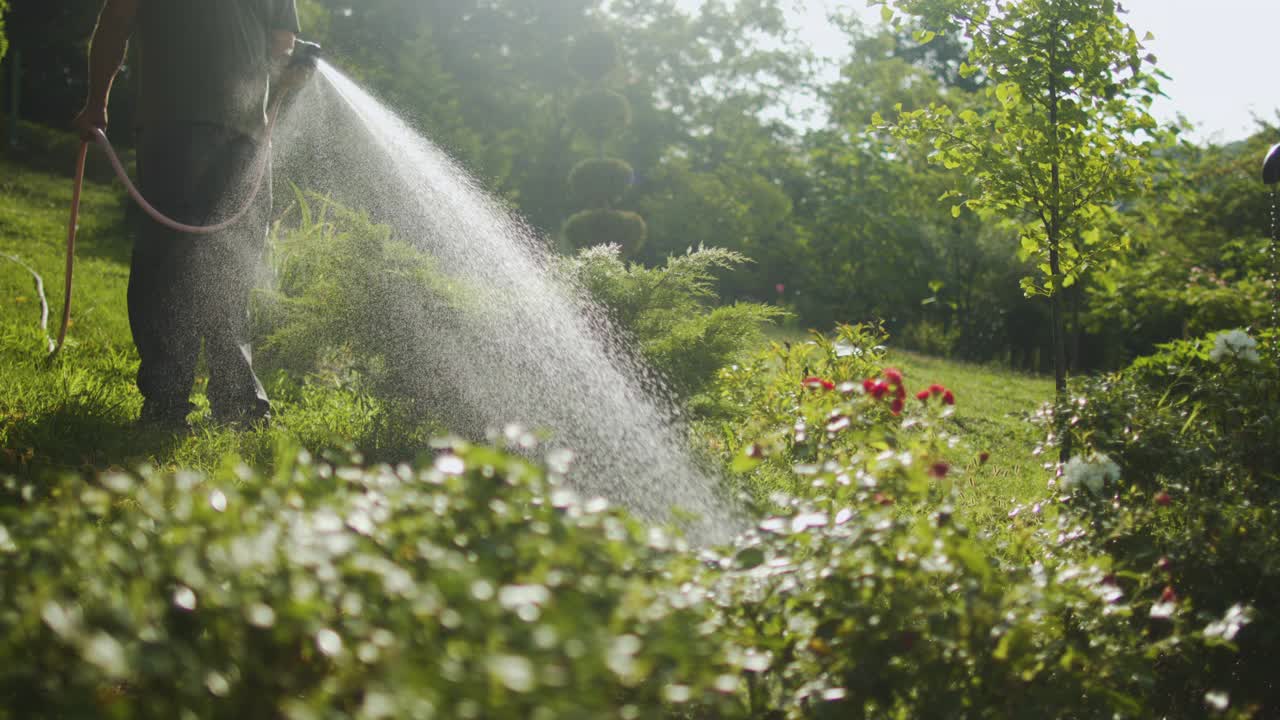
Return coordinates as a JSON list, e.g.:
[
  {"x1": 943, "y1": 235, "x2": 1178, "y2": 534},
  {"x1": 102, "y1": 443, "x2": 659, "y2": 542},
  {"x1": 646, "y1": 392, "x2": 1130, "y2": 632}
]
[
  {"x1": 0, "y1": 149, "x2": 433, "y2": 480},
  {"x1": 887, "y1": 349, "x2": 1054, "y2": 527}
]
